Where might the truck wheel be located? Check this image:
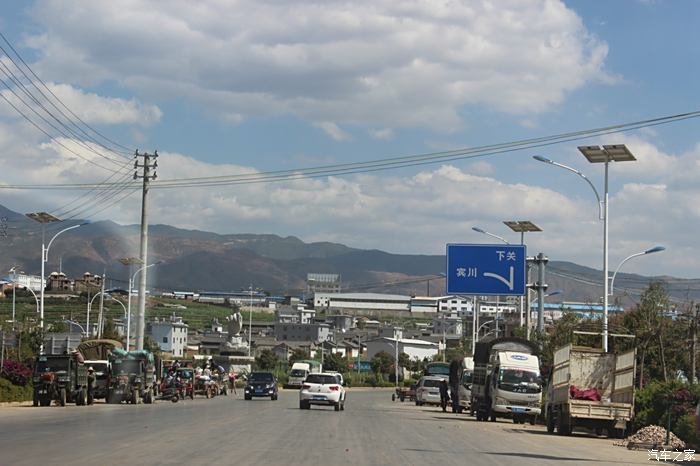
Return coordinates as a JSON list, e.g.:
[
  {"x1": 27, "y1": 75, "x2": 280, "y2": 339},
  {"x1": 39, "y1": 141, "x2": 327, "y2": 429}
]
[
  {"x1": 557, "y1": 413, "x2": 572, "y2": 436},
  {"x1": 59, "y1": 388, "x2": 67, "y2": 407},
  {"x1": 546, "y1": 409, "x2": 555, "y2": 433}
]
